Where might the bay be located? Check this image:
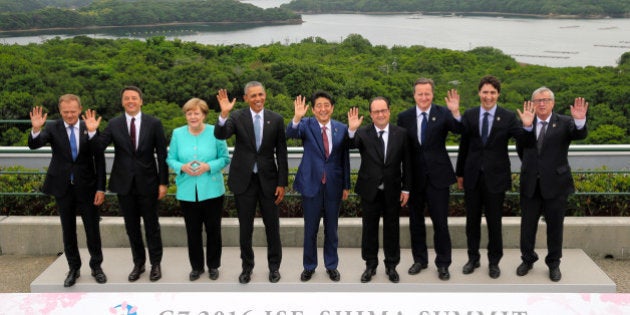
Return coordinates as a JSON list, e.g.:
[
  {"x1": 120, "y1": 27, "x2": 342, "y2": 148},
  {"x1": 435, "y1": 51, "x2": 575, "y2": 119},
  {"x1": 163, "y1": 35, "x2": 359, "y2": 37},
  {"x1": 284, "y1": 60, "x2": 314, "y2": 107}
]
[{"x1": 1, "y1": 0, "x2": 628, "y2": 68}]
